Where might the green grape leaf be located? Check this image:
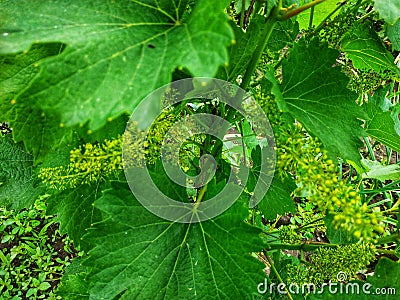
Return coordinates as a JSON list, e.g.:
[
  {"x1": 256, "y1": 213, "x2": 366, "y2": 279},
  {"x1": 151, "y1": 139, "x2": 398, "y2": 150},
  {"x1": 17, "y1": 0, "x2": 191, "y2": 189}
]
[
  {"x1": 0, "y1": 135, "x2": 43, "y2": 210},
  {"x1": 84, "y1": 181, "x2": 265, "y2": 299},
  {"x1": 279, "y1": 38, "x2": 365, "y2": 163},
  {"x1": 374, "y1": 0, "x2": 400, "y2": 25},
  {"x1": 266, "y1": 18, "x2": 299, "y2": 52},
  {"x1": 220, "y1": 16, "x2": 263, "y2": 82},
  {"x1": 364, "y1": 88, "x2": 400, "y2": 153},
  {"x1": 341, "y1": 22, "x2": 399, "y2": 75},
  {"x1": 0, "y1": 43, "x2": 74, "y2": 163},
  {"x1": 57, "y1": 258, "x2": 90, "y2": 299},
  {"x1": 361, "y1": 159, "x2": 400, "y2": 181},
  {"x1": 369, "y1": 257, "x2": 400, "y2": 290},
  {"x1": 0, "y1": 0, "x2": 233, "y2": 130},
  {"x1": 387, "y1": 21, "x2": 400, "y2": 51},
  {"x1": 324, "y1": 214, "x2": 357, "y2": 244},
  {"x1": 263, "y1": 67, "x2": 288, "y2": 112},
  {"x1": 258, "y1": 174, "x2": 296, "y2": 220},
  {"x1": 46, "y1": 183, "x2": 104, "y2": 249},
  {"x1": 248, "y1": 146, "x2": 296, "y2": 220}
]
